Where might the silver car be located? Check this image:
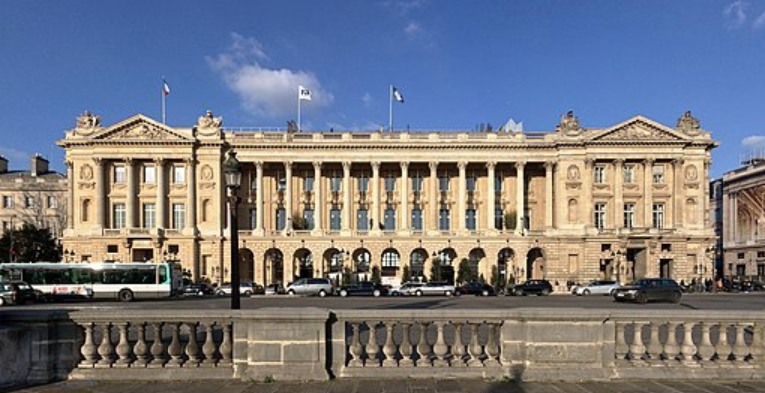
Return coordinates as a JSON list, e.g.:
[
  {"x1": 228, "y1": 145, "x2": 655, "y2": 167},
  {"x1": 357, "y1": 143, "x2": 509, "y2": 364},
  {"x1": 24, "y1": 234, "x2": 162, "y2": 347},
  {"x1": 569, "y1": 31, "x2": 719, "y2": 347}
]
[
  {"x1": 390, "y1": 282, "x2": 424, "y2": 296},
  {"x1": 575, "y1": 280, "x2": 620, "y2": 296},
  {"x1": 411, "y1": 282, "x2": 456, "y2": 297},
  {"x1": 286, "y1": 278, "x2": 333, "y2": 297}
]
